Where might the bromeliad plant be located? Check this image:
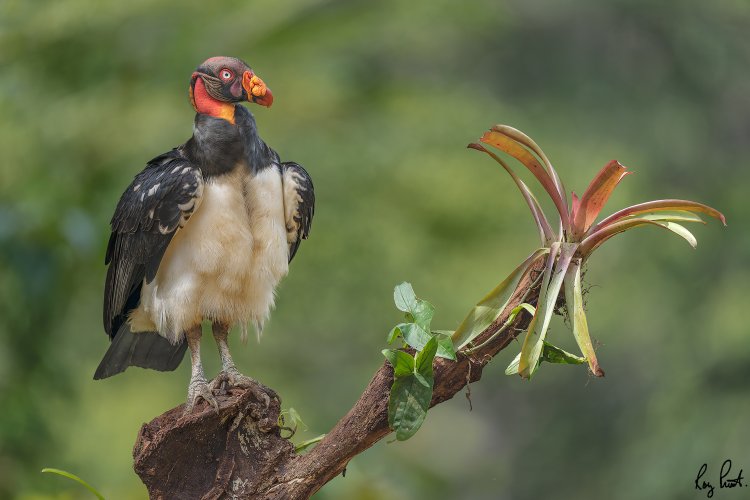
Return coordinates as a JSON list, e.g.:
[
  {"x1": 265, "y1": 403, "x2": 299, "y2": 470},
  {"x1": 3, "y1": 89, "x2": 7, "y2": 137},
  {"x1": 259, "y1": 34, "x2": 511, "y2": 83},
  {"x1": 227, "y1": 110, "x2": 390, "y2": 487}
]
[{"x1": 451, "y1": 125, "x2": 726, "y2": 379}]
